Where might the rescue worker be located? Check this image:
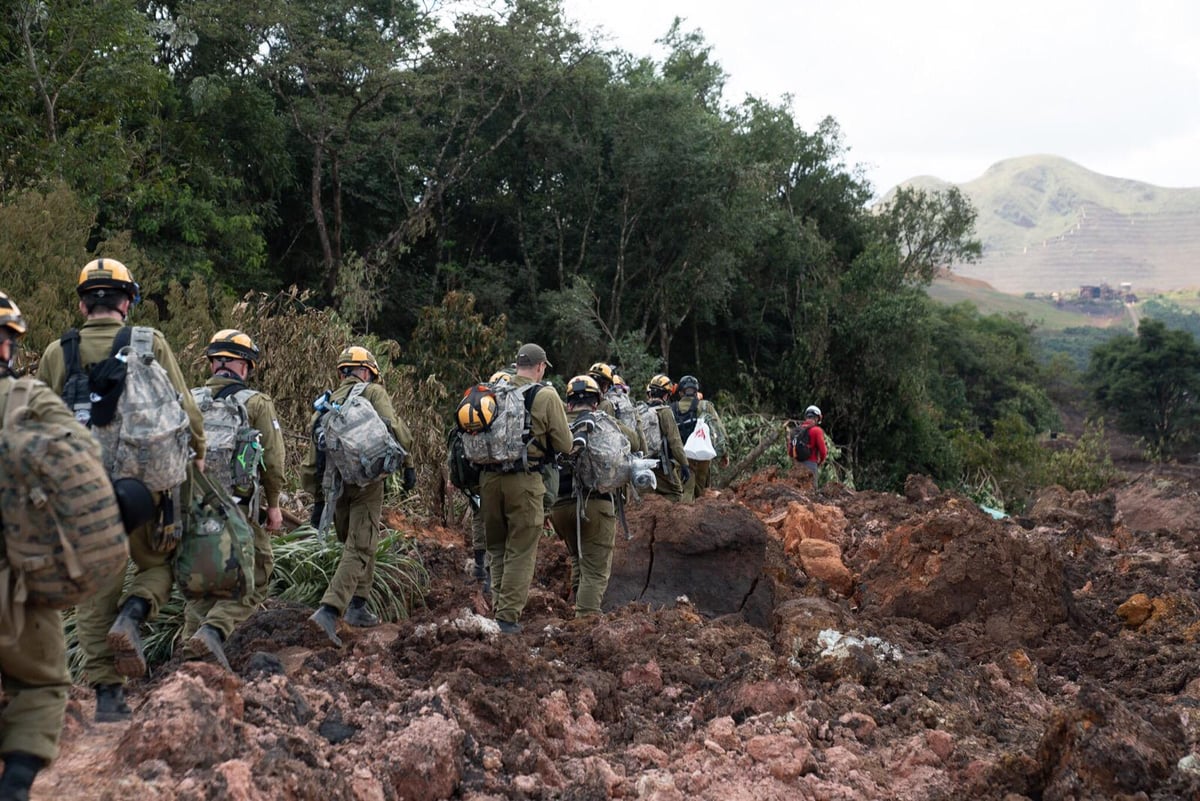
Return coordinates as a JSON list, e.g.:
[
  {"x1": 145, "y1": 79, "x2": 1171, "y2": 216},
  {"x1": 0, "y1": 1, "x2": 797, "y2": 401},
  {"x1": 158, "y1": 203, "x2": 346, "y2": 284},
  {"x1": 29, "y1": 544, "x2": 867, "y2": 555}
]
[
  {"x1": 302, "y1": 347, "x2": 415, "y2": 647},
  {"x1": 37, "y1": 259, "x2": 205, "y2": 721},
  {"x1": 0, "y1": 292, "x2": 80, "y2": 797},
  {"x1": 181, "y1": 330, "x2": 286, "y2": 670},
  {"x1": 550, "y1": 375, "x2": 637, "y2": 617},
  {"x1": 593, "y1": 364, "x2": 645, "y2": 452},
  {"x1": 644, "y1": 374, "x2": 689, "y2": 502},
  {"x1": 480, "y1": 344, "x2": 573, "y2": 633},
  {"x1": 791, "y1": 405, "x2": 828, "y2": 489},
  {"x1": 467, "y1": 366, "x2": 517, "y2": 594},
  {"x1": 672, "y1": 375, "x2": 728, "y2": 501}
]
